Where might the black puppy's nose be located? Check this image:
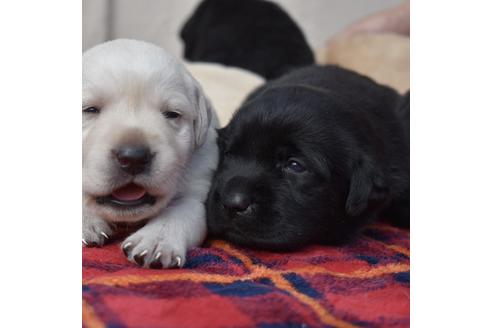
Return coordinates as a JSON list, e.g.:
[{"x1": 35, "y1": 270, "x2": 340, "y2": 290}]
[
  {"x1": 223, "y1": 192, "x2": 252, "y2": 214},
  {"x1": 113, "y1": 145, "x2": 153, "y2": 175}
]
